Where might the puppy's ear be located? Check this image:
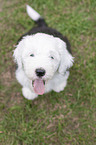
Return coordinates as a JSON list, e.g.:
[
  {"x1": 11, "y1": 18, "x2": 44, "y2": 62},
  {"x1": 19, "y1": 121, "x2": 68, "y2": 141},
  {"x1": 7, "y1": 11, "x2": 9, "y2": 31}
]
[
  {"x1": 55, "y1": 38, "x2": 74, "y2": 75},
  {"x1": 13, "y1": 40, "x2": 24, "y2": 69}
]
